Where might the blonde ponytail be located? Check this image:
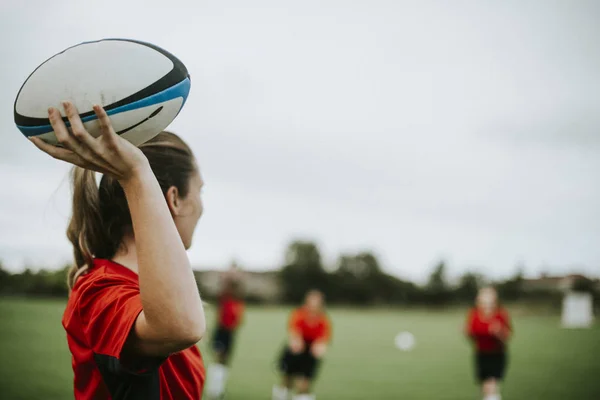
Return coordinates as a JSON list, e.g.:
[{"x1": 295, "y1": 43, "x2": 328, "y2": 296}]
[
  {"x1": 66, "y1": 168, "x2": 103, "y2": 289},
  {"x1": 65, "y1": 131, "x2": 196, "y2": 290}
]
